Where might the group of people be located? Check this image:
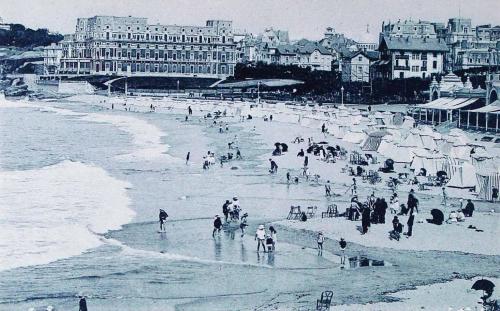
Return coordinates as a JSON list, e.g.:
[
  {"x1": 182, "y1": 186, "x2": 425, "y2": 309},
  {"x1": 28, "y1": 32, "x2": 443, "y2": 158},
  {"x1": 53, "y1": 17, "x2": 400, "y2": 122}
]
[
  {"x1": 255, "y1": 225, "x2": 277, "y2": 252},
  {"x1": 316, "y1": 233, "x2": 347, "y2": 264}
]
